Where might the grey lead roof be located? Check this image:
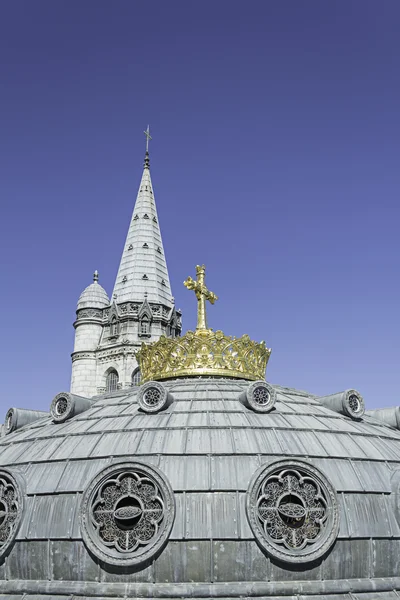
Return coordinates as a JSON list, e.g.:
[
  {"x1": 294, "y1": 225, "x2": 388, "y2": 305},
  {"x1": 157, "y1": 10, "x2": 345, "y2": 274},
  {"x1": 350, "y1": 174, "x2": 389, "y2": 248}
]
[{"x1": 1, "y1": 377, "x2": 400, "y2": 597}]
